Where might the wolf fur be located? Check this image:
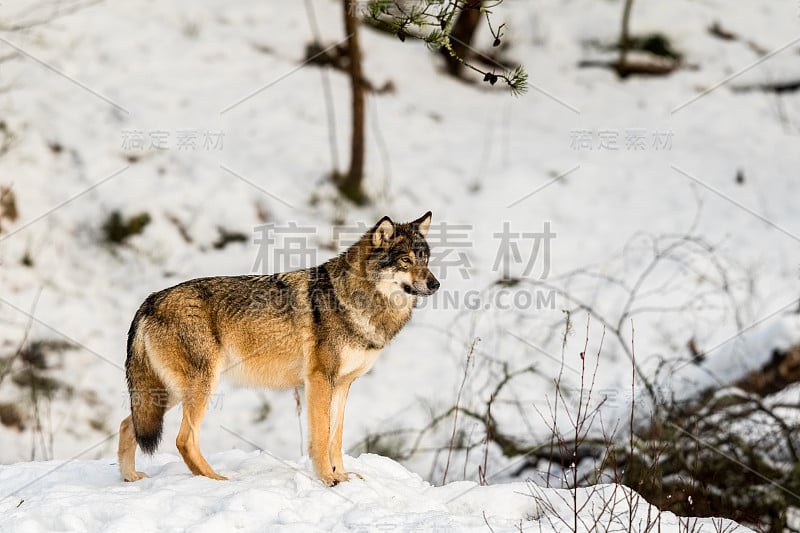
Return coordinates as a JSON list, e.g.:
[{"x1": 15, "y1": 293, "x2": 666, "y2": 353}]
[{"x1": 118, "y1": 212, "x2": 439, "y2": 485}]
